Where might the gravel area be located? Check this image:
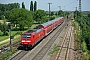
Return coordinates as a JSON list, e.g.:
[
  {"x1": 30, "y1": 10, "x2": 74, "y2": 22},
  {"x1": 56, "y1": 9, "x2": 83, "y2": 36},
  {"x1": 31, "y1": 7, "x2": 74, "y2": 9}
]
[{"x1": 50, "y1": 20, "x2": 75, "y2": 60}]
